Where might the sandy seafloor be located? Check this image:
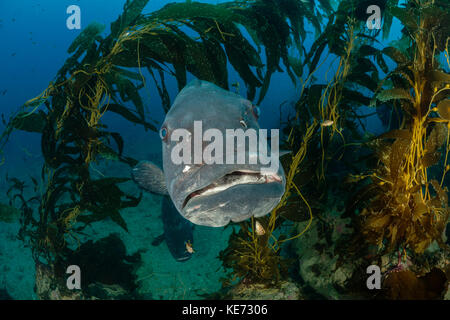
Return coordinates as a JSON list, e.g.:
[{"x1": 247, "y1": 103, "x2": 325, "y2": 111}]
[
  {"x1": 0, "y1": 133, "x2": 232, "y2": 300},
  {"x1": 0, "y1": 186, "x2": 232, "y2": 300}
]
